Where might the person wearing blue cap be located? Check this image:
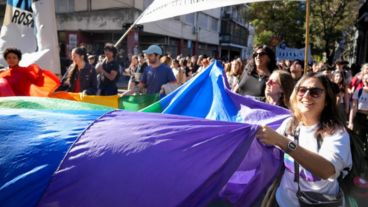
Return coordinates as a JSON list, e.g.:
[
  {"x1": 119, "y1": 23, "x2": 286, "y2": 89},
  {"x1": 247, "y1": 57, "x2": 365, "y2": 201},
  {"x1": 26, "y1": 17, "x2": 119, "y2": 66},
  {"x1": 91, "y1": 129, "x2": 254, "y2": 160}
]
[{"x1": 139, "y1": 45, "x2": 176, "y2": 94}]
